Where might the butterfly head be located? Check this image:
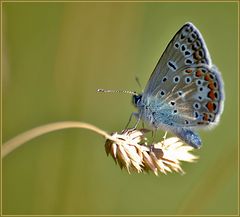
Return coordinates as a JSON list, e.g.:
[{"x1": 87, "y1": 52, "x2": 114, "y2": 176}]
[{"x1": 132, "y1": 94, "x2": 142, "y2": 107}]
